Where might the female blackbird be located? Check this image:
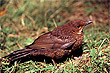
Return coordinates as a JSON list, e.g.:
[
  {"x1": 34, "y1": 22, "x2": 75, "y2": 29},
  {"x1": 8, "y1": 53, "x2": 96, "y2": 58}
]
[{"x1": 3, "y1": 19, "x2": 92, "y2": 63}]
